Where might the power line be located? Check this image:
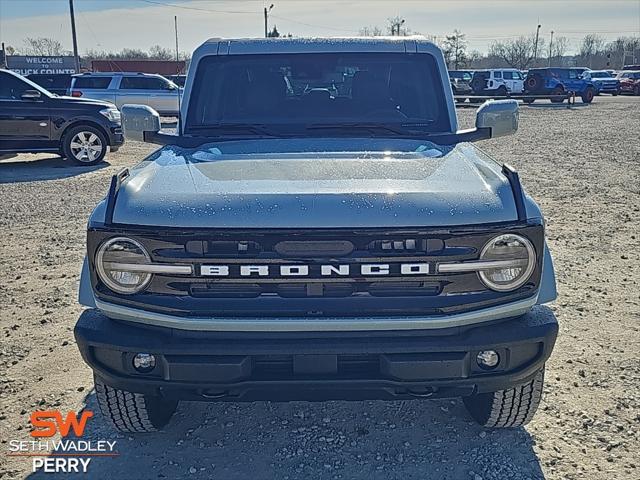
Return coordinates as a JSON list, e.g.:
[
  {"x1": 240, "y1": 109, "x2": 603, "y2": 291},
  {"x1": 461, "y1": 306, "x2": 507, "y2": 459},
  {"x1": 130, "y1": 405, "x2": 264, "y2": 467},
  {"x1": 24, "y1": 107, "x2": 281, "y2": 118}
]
[
  {"x1": 137, "y1": 0, "x2": 360, "y2": 34},
  {"x1": 269, "y1": 14, "x2": 358, "y2": 33},
  {"x1": 137, "y1": 0, "x2": 255, "y2": 15}
]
